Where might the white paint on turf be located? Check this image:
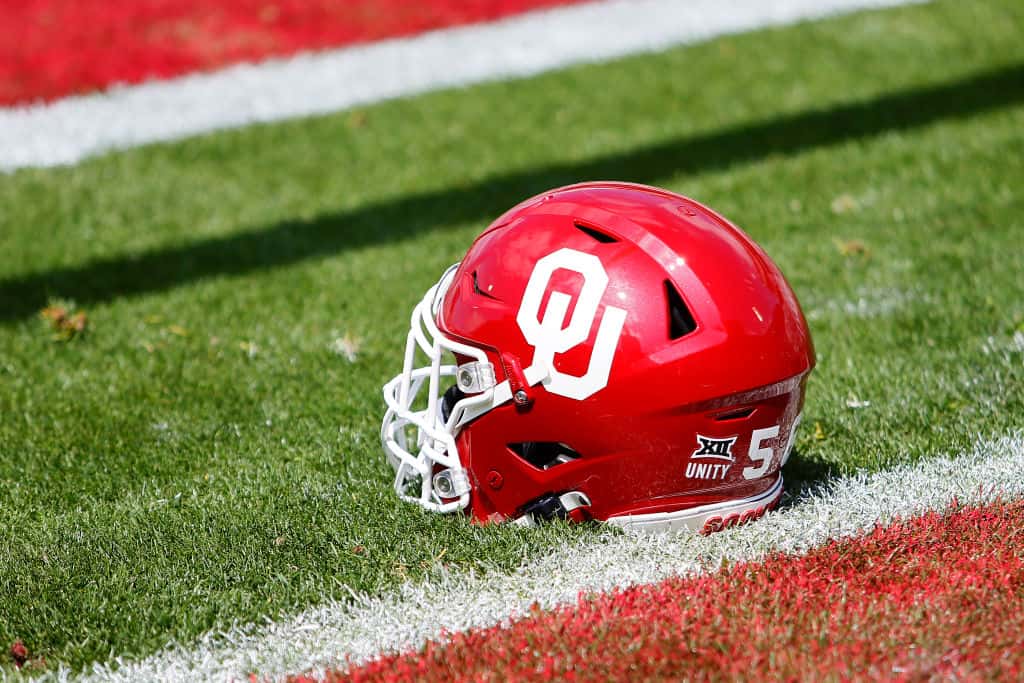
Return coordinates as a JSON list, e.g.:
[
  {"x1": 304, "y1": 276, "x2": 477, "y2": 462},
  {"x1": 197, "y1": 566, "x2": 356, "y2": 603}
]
[
  {"x1": 0, "y1": 0, "x2": 922, "y2": 172},
  {"x1": 60, "y1": 432, "x2": 1022, "y2": 682},
  {"x1": 805, "y1": 286, "x2": 929, "y2": 321}
]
